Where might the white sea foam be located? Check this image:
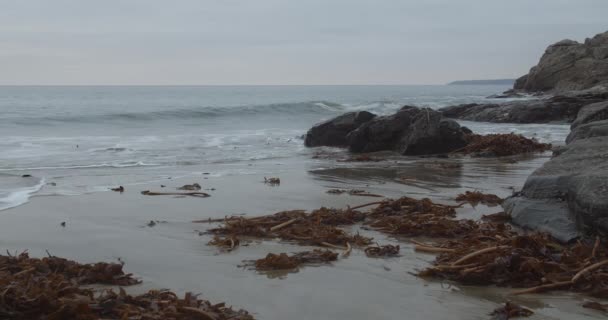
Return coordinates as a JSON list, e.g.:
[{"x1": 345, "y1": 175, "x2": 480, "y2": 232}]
[{"x1": 0, "y1": 178, "x2": 45, "y2": 211}]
